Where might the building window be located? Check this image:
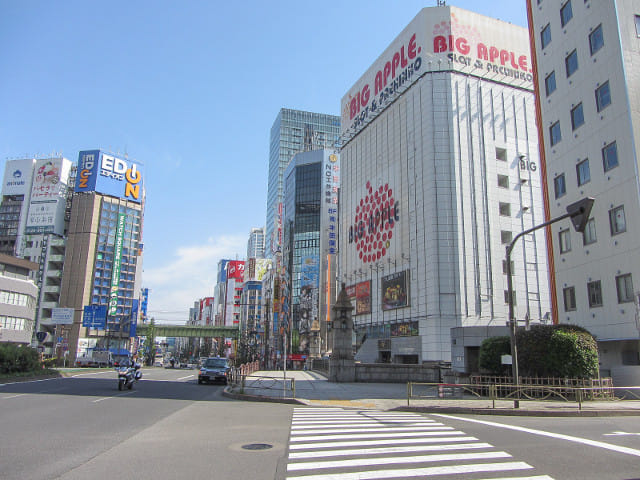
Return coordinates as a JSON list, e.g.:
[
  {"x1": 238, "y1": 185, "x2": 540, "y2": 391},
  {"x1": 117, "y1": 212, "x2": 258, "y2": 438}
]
[
  {"x1": 502, "y1": 260, "x2": 515, "y2": 275},
  {"x1": 501, "y1": 230, "x2": 513, "y2": 245},
  {"x1": 596, "y1": 81, "x2": 611, "y2": 111},
  {"x1": 589, "y1": 24, "x2": 604, "y2": 54},
  {"x1": 576, "y1": 158, "x2": 590, "y2": 186},
  {"x1": 504, "y1": 290, "x2": 517, "y2": 305},
  {"x1": 635, "y1": 15, "x2": 640, "y2": 37},
  {"x1": 583, "y1": 218, "x2": 597, "y2": 245},
  {"x1": 563, "y1": 286, "x2": 577, "y2": 311},
  {"x1": 609, "y1": 205, "x2": 626, "y2": 235},
  {"x1": 559, "y1": 229, "x2": 572, "y2": 253},
  {"x1": 545, "y1": 71, "x2": 557, "y2": 96},
  {"x1": 541, "y1": 24, "x2": 552, "y2": 49},
  {"x1": 550, "y1": 121, "x2": 562, "y2": 146},
  {"x1": 571, "y1": 103, "x2": 585, "y2": 130},
  {"x1": 554, "y1": 173, "x2": 566, "y2": 198},
  {"x1": 561, "y1": 1, "x2": 573, "y2": 27},
  {"x1": 496, "y1": 147, "x2": 507, "y2": 162},
  {"x1": 587, "y1": 280, "x2": 603, "y2": 307},
  {"x1": 499, "y1": 202, "x2": 511, "y2": 217},
  {"x1": 616, "y1": 274, "x2": 634, "y2": 303},
  {"x1": 602, "y1": 141, "x2": 619, "y2": 172},
  {"x1": 498, "y1": 174, "x2": 509, "y2": 189},
  {"x1": 565, "y1": 49, "x2": 579, "y2": 77}
]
